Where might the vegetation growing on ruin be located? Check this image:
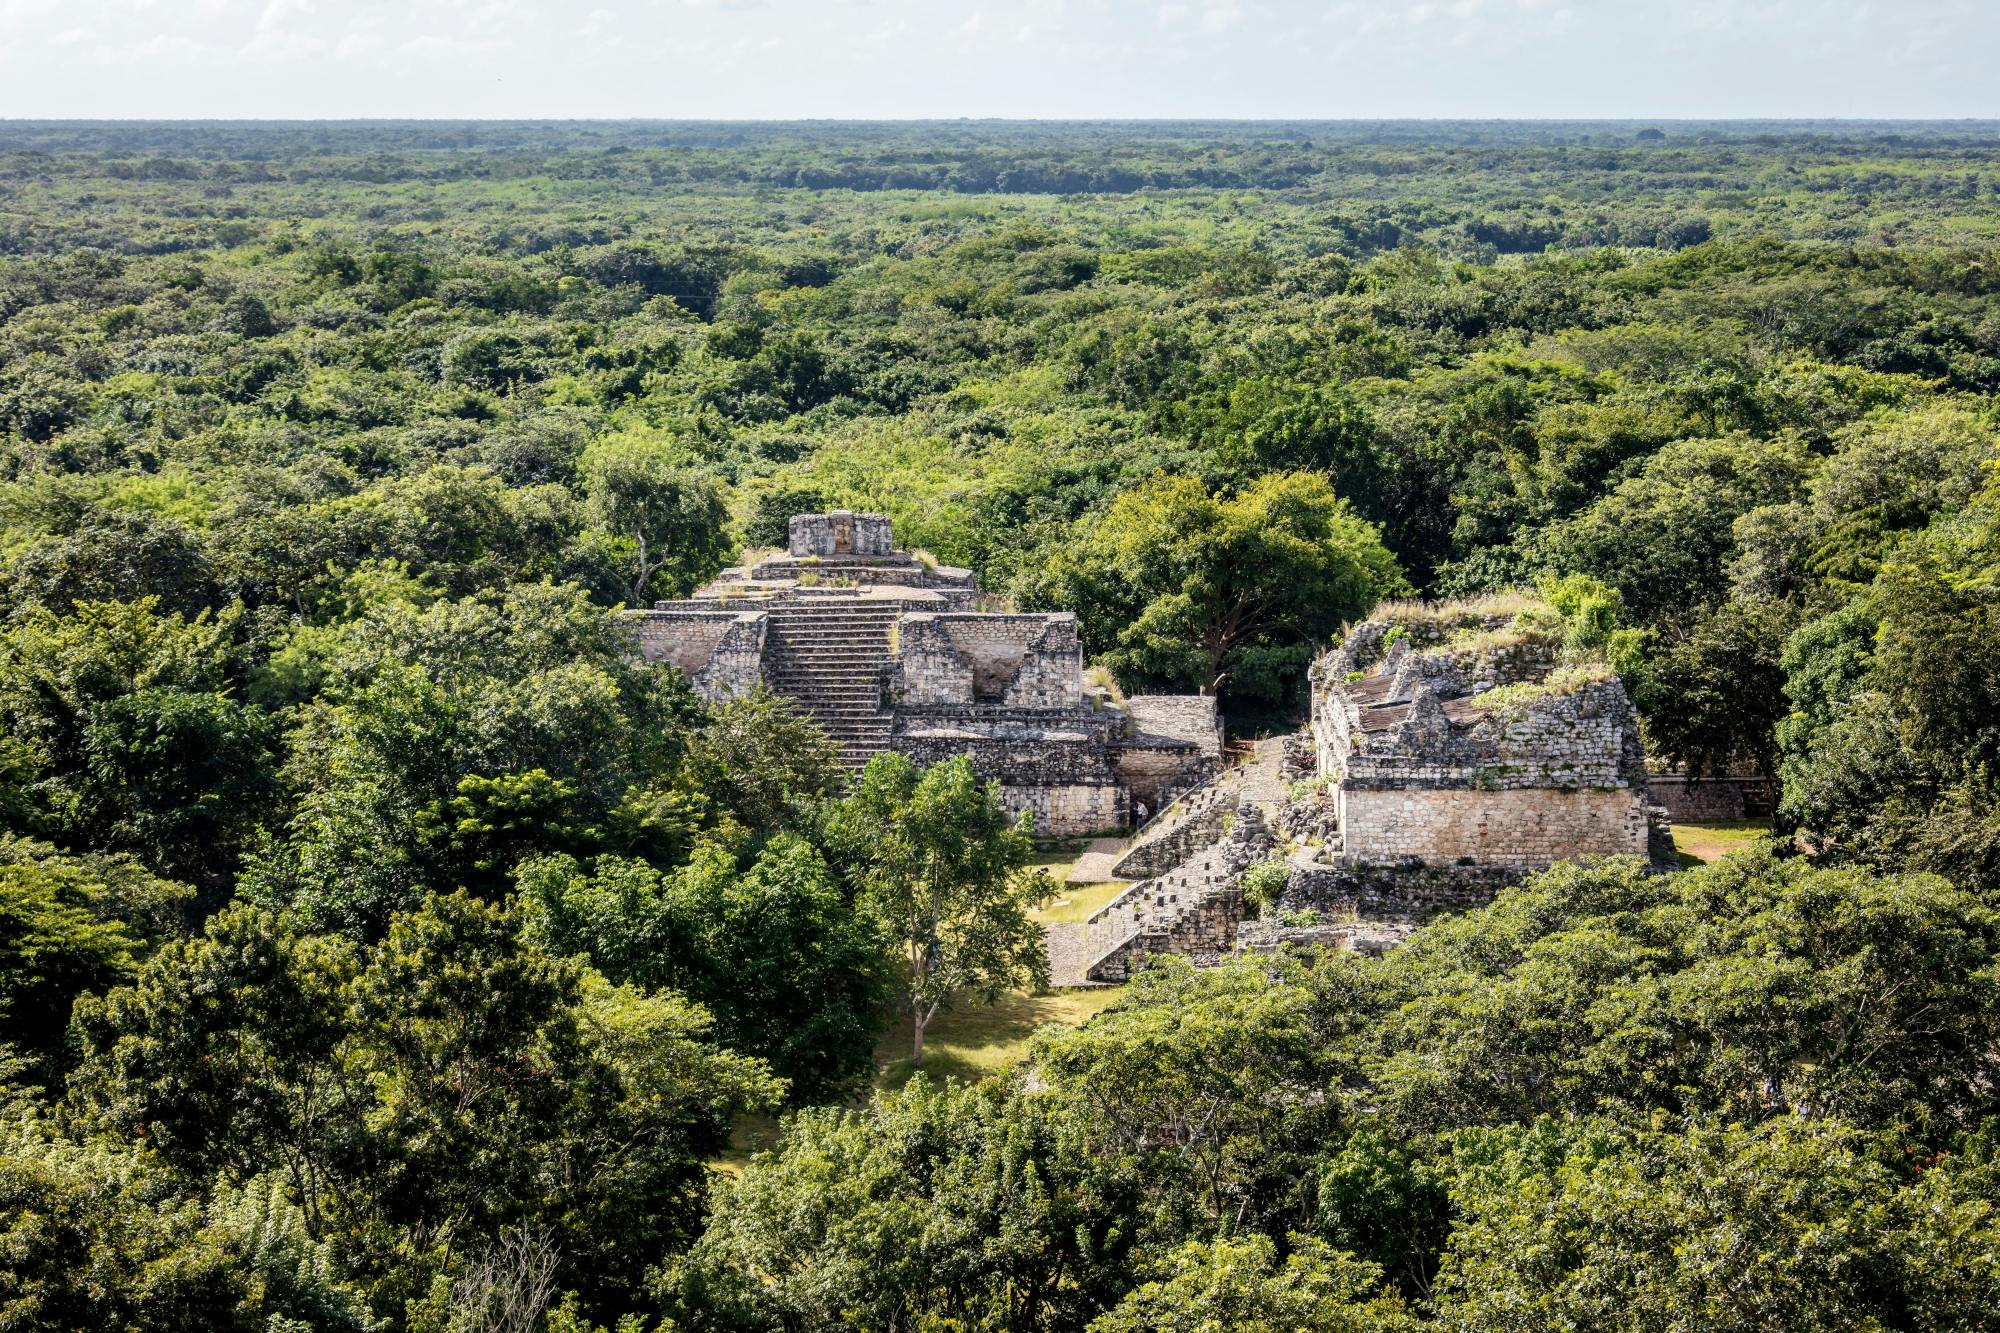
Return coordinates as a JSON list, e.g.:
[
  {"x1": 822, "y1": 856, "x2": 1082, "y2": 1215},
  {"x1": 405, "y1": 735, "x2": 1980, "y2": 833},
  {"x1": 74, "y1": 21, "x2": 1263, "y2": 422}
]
[{"x1": 1469, "y1": 662, "x2": 1617, "y2": 718}]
